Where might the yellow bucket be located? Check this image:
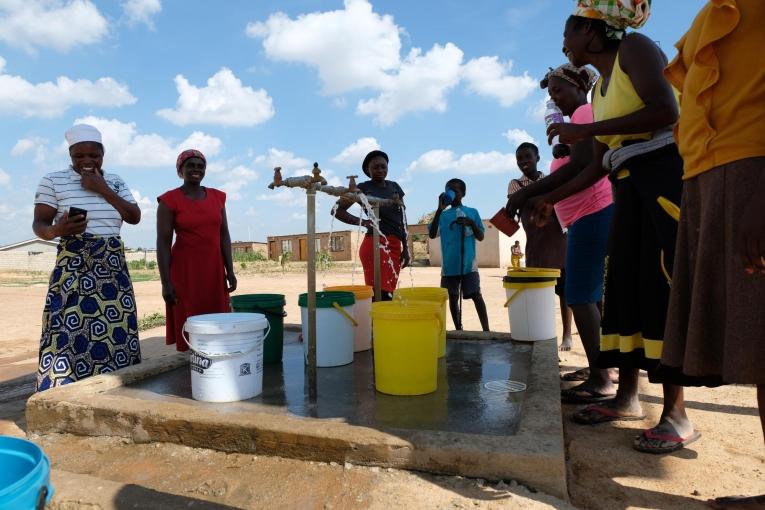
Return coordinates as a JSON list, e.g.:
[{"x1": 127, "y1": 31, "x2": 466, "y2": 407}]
[
  {"x1": 502, "y1": 267, "x2": 560, "y2": 341},
  {"x1": 392, "y1": 287, "x2": 448, "y2": 357},
  {"x1": 324, "y1": 285, "x2": 374, "y2": 352},
  {"x1": 371, "y1": 301, "x2": 441, "y2": 395}
]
